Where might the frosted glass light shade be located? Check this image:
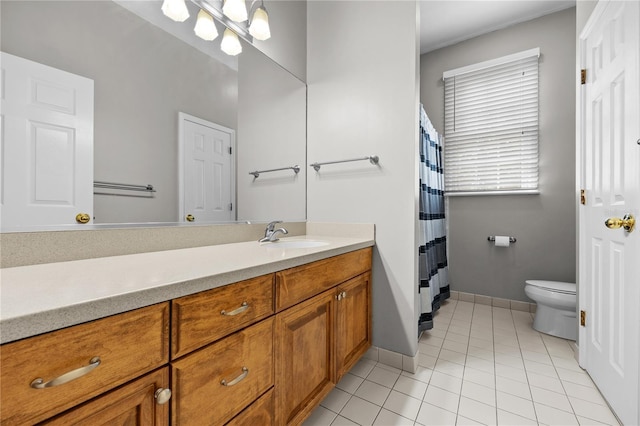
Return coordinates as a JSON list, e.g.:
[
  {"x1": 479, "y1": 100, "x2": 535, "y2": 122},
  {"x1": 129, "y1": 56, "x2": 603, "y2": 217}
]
[
  {"x1": 222, "y1": 0, "x2": 247, "y2": 22},
  {"x1": 194, "y1": 10, "x2": 218, "y2": 40},
  {"x1": 249, "y1": 7, "x2": 270, "y2": 40},
  {"x1": 161, "y1": 0, "x2": 189, "y2": 22},
  {"x1": 221, "y1": 29, "x2": 242, "y2": 56}
]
